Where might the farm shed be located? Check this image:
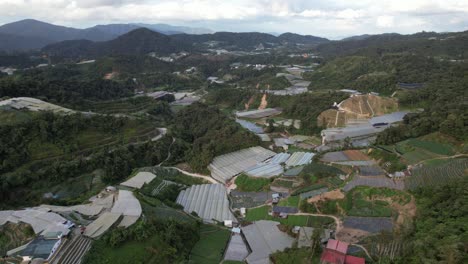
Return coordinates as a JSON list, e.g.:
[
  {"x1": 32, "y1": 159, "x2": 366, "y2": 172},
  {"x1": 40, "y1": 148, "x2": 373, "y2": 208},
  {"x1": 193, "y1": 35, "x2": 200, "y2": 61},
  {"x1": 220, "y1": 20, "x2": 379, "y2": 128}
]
[
  {"x1": 244, "y1": 163, "x2": 284, "y2": 178},
  {"x1": 272, "y1": 206, "x2": 298, "y2": 218},
  {"x1": 242, "y1": 220, "x2": 295, "y2": 264},
  {"x1": 176, "y1": 184, "x2": 236, "y2": 223},
  {"x1": 84, "y1": 212, "x2": 121, "y2": 238},
  {"x1": 111, "y1": 190, "x2": 142, "y2": 227},
  {"x1": 120, "y1": 172, "x2": 156, "y2": 189},
  {"x1": 236, "y1": 119, "x2": 264, "y2": 134},
  {"x1": 285, "y1": 152, "x2": 315, "y2": 168},
  {"x1": 235, "y1": 108, "x2": 282, "y2": 119},
  {"x1": 208, "y1": 146, "x2": 276, "y2": 183},
  {"x1": 269, "y1": 153, "x2": 291, "y2": 164}
]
